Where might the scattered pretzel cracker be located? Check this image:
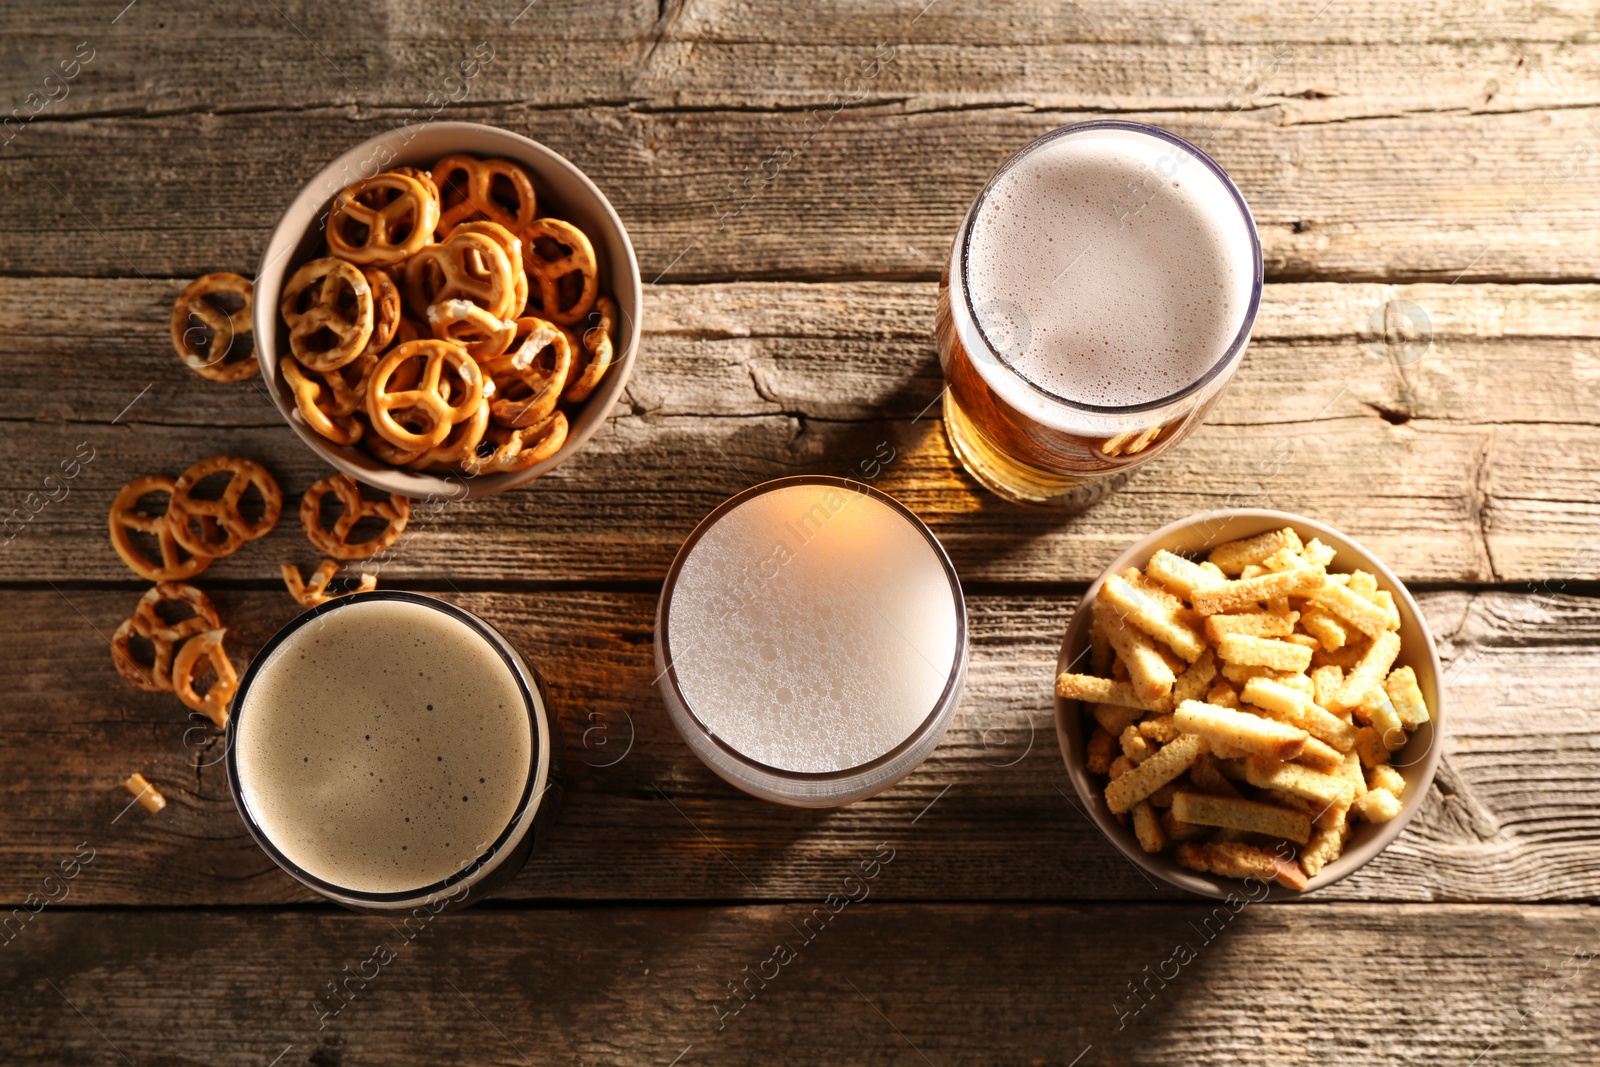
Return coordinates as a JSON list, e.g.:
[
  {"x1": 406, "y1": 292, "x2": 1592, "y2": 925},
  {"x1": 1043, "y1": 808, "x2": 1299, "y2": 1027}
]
[
  {"x1": 122, "y1": 773, "x2": 166, "y2": 813},
  {"x1": 281, "y1": 559, "x2": 378, "y2": 608},
  {"x1": 1171, "y1": 791, "x2": 1311, "y2": 845},
  {"x1": 1207, "y1": 527, "x2": 1304, "y2": 575},
  {"x1": 1104, "y1": 733, "x2": 1207, "y2": 814},
  {"x1": 1173, "y1": 699, "x2": 1308, "y2": 762}
]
